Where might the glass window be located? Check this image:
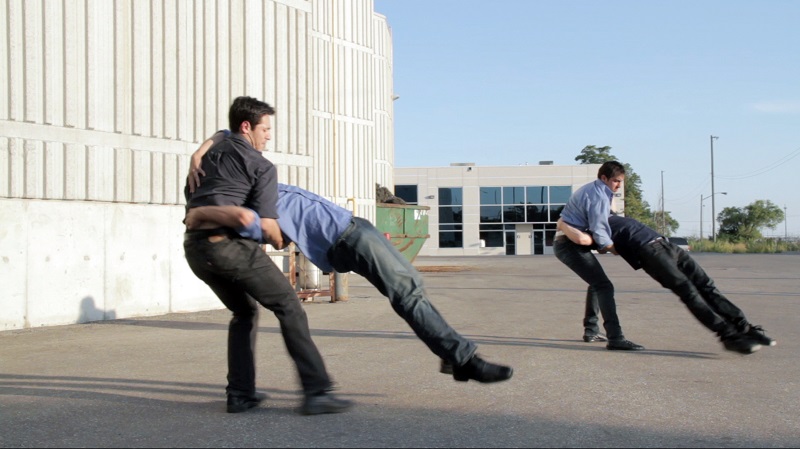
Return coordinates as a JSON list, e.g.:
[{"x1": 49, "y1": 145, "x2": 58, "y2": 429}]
[
  {"x1": 503, "y1": 186, "x2": 524, "y2": 204},
  {"x1": 394, "y1": 185, "x2": 418, "y2": 204},
  {"x1": 526, "y1": 205, "x2": 548, "y2": 223},
  {"x1": 439, "y1": 232, "x2": 463, "y2": 248},
  {"x1": 503, "y1": 205, "x2": 525, "y2": 223},
  {"x1": 439, "y1": 224, "x2": 463, "y2": 231},
  {"x1": 439, "y1": 206, "x2": 463, "y2": 225},
  {"x1": 549, "y1": 186, "x2": 572, "y2": 203},
  {"x1": 479, "y1": 231, "x2": 504, "y2": 247},
  {"x1": 480, "y1": 187, "x2": 501, "y2": 205},
  {"x1": 439, "y1": 187, "x2": 462, "y2": 206},
  {"x1": 526, "y1": 186, "x2": 547, "y2": 204},
  {"x1": 438, "y1": 187, "x2": 463, "y2": 248},
  {"x1": 480, "y1": 206, "x2": 502, "y2": 223},
  {"x1": 549, "y1": 204, "x2": 566, "y2": 222}
]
